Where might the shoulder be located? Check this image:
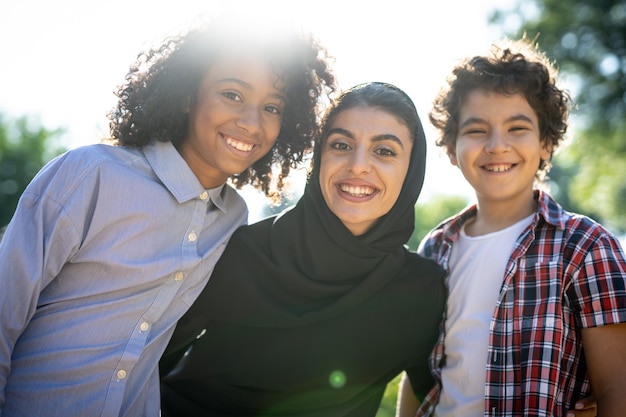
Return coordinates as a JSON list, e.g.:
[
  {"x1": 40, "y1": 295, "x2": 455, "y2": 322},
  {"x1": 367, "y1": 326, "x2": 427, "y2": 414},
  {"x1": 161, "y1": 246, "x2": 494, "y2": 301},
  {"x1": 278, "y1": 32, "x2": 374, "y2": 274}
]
[
  {"x1": 417, "y1": 210, "x2": 468, "y2": 260},
  {"x1": 404, "y1": 250, "x2": 446, "y2": 292},
  {"x1": 562, "y1": 213, "x2": 625, "y2": 260},
  {"x1": 400, "y1": 251, "x2": 447, "y2": 317},
  {"x1": 25, "y1": 144, "x2": 142, "y2": 198},
  {"x1": 37, "y1": 144, "x2": 141, "y2": 179},
  {"x1": 538, "y1": 195, "x2": 623, "y2": 253},
  {"x1": 57, "y1": 143, "x2": 142, "y2": 165},
  {"x1": 533, "y1": 204, "x2": 626, "y2": 277},
  {"x1": 406, "y1": 250, "x2": 446, "y2": 274},
  {"x1": 227, "y1": 215, "x2": 276, "y2": 245}
]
